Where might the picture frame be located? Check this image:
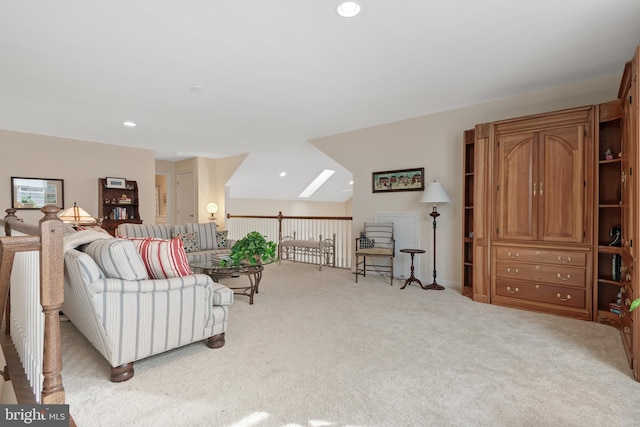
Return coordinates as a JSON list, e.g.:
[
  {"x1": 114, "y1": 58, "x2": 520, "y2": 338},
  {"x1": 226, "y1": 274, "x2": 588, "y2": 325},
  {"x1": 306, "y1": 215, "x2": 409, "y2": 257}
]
[
  {"x1": 105, "y1": 177, "x2": 127, "y2": 189},
  {"x1": 11, "y1": 177, "x2": 64, "y2": 210},
  {"x1": 372, "y1": 167, "x2": 425, "y2": 193}
]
